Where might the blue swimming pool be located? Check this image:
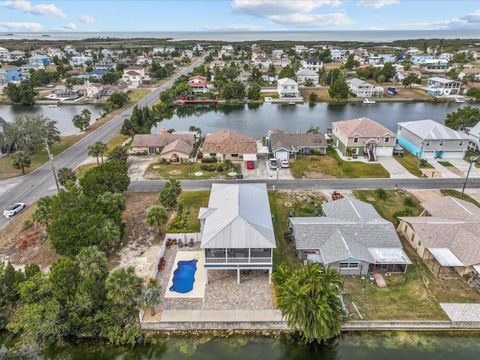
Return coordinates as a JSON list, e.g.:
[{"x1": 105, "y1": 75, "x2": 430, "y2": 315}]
[{"x1": 169, "y1": 259, "x2": 198, "y2": 293}]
